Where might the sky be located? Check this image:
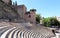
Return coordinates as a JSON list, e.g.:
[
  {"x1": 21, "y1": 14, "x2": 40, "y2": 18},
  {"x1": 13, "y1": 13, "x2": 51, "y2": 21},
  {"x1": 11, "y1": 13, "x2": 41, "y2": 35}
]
[{"x1": 12, "y1": 0, "x2": 60, "y2": 18}]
